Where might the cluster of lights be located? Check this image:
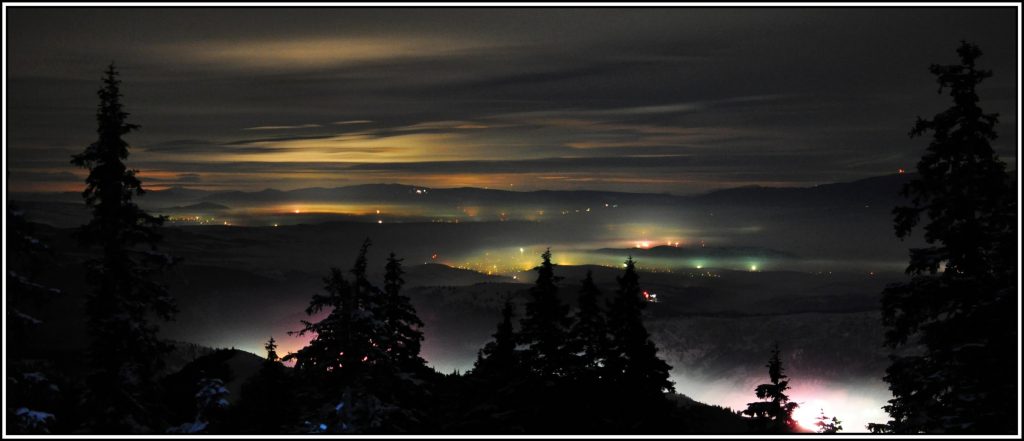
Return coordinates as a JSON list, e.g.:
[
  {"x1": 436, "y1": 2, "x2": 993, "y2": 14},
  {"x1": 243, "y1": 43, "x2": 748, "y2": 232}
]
[
  {"x1": 558, "y1": 203, "x2": 617, "y2": 216},
  {"x1": 167, "y1": 215, "x2": 219, "y2": 225},
  {"x1": 450, "y1": 247, "x2": 542, "y2": 276},
  {"x1": 684, "y1": 271, "x2": 721, "y2": 279}
]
